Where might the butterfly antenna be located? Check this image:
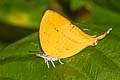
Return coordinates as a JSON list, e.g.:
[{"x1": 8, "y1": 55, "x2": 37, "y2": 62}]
[
  {"x1": 29, "y1": 51, "x2": 45, "y2": 58},
  {"x1": 29, "y1": 51, "x2": 43, "y2": 54}
]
